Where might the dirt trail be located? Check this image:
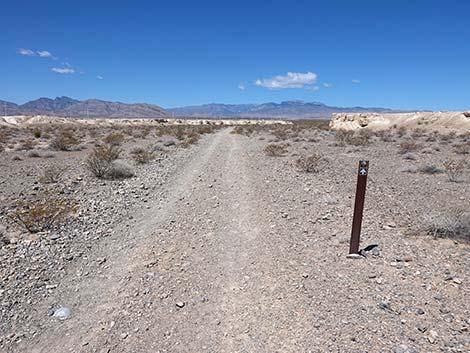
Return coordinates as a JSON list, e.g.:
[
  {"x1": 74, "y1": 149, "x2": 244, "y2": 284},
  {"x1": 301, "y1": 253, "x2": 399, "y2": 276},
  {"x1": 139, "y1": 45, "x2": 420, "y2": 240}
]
[
  {"x1": 18, "y1": 129, "x2": 300, "y2": 352},
  {"x1": 9, "y1": 127, "x2": 470, "y2": 353}
]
